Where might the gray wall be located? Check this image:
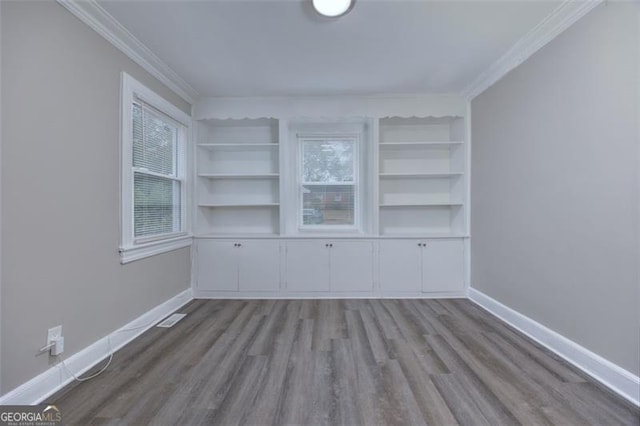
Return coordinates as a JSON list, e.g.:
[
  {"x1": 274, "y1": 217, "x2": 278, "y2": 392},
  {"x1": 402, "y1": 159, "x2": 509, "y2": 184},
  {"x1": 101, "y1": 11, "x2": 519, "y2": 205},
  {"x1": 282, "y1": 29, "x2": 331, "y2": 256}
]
[
  {"x1": 471, "y1": 3, "x2": 639, "y2": 375},
  {"x1": 1, "y1": 1, "x2": 191, "y2": 393}
]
